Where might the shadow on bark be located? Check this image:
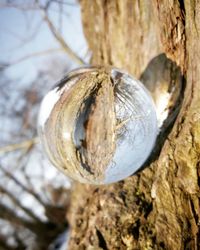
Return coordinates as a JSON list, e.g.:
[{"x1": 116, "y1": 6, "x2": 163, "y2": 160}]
[{"x1": 135, "y1": 53, "x2": 185, "y2": 173}]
